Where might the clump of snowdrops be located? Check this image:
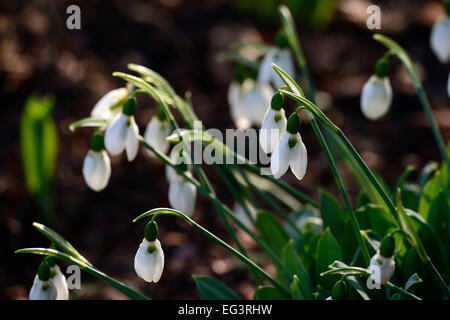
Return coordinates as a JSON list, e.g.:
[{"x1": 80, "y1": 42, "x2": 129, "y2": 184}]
[{"x1": 17, "y1": 5, "x2": 450, "y2": 300}]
